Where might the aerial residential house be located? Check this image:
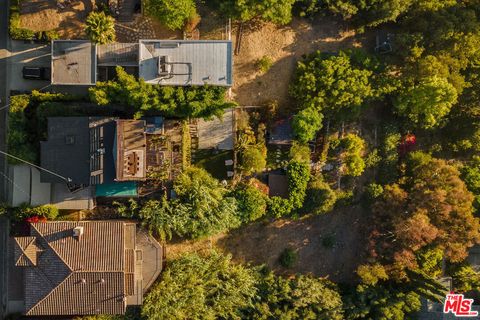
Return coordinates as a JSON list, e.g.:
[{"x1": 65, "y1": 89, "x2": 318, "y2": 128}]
[
  {"x1": 51, "y1": 39, "x2": 233, "y2": 86},
  {"x1": 38, "y1": 117, "x2": 148, "y2": 203},
  {"x1": 7, "y1": 221, "x2": 163, "y2": 316}
]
